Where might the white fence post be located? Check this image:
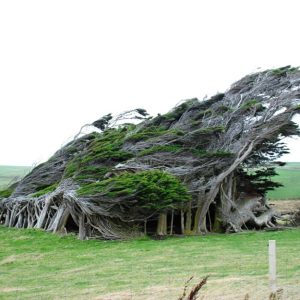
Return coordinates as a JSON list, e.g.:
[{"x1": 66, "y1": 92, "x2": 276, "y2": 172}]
[{"x1": 269, "y1": 240, "x2": 277, "y2": 293}]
